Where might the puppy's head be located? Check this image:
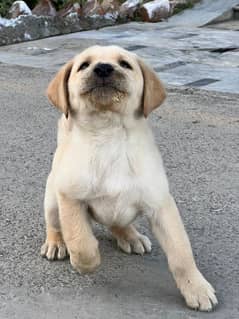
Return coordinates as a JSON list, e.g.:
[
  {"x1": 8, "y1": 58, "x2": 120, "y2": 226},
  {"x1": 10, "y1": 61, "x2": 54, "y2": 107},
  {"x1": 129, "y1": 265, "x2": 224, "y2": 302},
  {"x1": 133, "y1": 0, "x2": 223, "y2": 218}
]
[{"x1": 47, "y1": 45, "x2": 166, "y2": 118}]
